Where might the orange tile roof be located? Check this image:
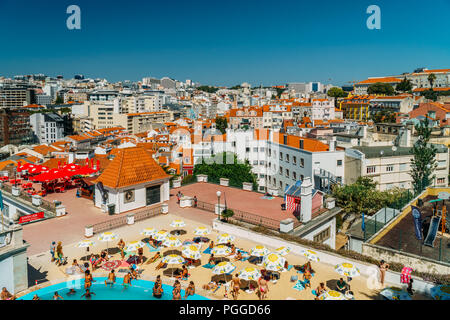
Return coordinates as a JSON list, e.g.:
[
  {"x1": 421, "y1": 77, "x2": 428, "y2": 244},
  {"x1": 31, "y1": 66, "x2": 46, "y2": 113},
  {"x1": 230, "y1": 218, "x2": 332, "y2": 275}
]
[
  {"x1": 357, "y1": 77, "x2": 401, "y2": 85},
  {"x1": 275, "y1": 133, "x2": 329, "y2": 152},
  {"x1": 42, "y1": 158, "x2": 68, "y2": 169},
  {"x1": 0, "y1": 160, "x2": 18, "y2": 171},
  {"x1": 413, "y1": 87, "x2": 450, "y2": 92},
  {"x1": 33, "y1": 145, "x2": 57, "y2": 156},
  {"x1": 96, "y1": 147, "x2": 169, "y2": 189}
]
